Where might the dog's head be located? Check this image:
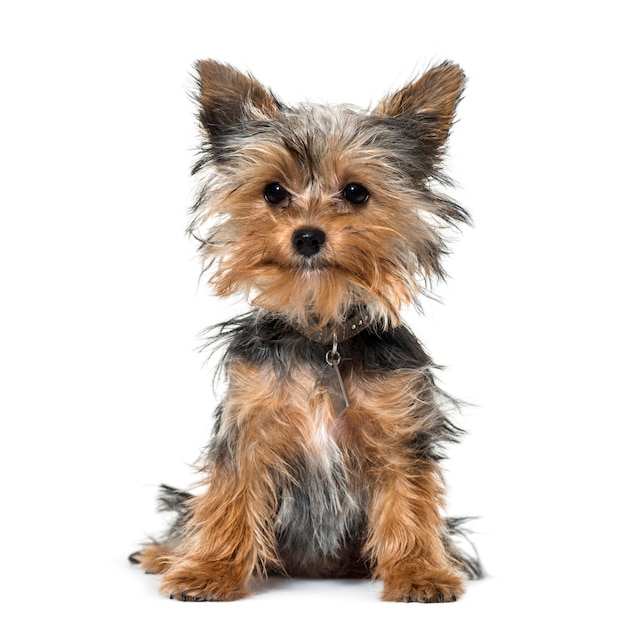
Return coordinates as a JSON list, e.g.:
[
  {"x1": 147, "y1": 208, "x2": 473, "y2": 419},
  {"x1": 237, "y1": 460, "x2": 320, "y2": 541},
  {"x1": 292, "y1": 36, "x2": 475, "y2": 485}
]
[{"x1": 190, "y1": 60, "x2": 468, "y2": 329}]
